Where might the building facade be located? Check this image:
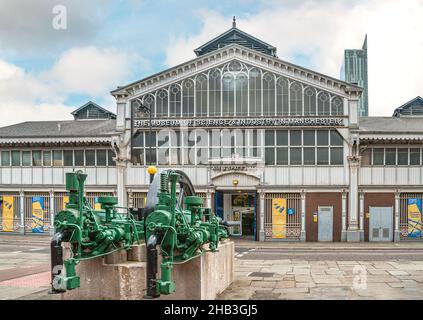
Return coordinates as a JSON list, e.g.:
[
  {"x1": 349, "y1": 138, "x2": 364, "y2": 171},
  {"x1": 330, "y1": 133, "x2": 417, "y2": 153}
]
[
  {"x1": 0, "y1": 24, "x2": 422, "y2": 242},
  {"x1": 344, "y1": 35, "x2": 369, "y2": 117}
]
